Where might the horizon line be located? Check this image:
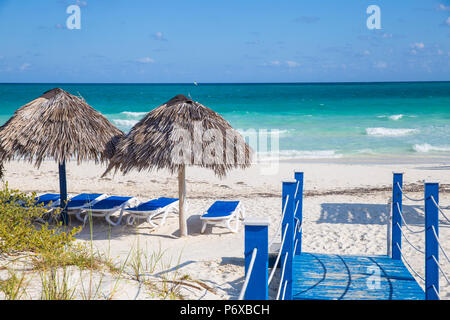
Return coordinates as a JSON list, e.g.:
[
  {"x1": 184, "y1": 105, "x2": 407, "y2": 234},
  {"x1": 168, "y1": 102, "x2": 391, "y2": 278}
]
[{"x1": 1, "y1": 80, "x2": 449, "y2": 85}]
